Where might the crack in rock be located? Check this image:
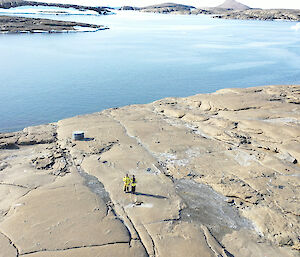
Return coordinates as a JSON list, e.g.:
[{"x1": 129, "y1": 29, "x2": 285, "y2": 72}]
[
  {"x1": 19, "y1": 242, "x2": 129, "y2": 255},
  {"x1": 0, "y1": 230, "x2": 20, "y2": 257},
  {"x1": 201, "y1": 225, "x2": 233, "y2": 257},
  {"x1": 0, "y1": 182, "x2": 30, "y2": 189}
]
